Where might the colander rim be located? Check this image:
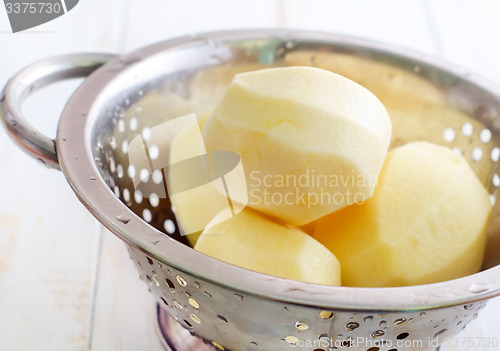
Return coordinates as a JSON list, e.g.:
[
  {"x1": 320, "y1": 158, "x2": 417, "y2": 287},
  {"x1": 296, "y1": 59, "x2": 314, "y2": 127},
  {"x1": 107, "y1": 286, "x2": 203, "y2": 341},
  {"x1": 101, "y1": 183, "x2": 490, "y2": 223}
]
[{"x1": 57, "y1": 28, "x2": 500, "y2": 311}]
